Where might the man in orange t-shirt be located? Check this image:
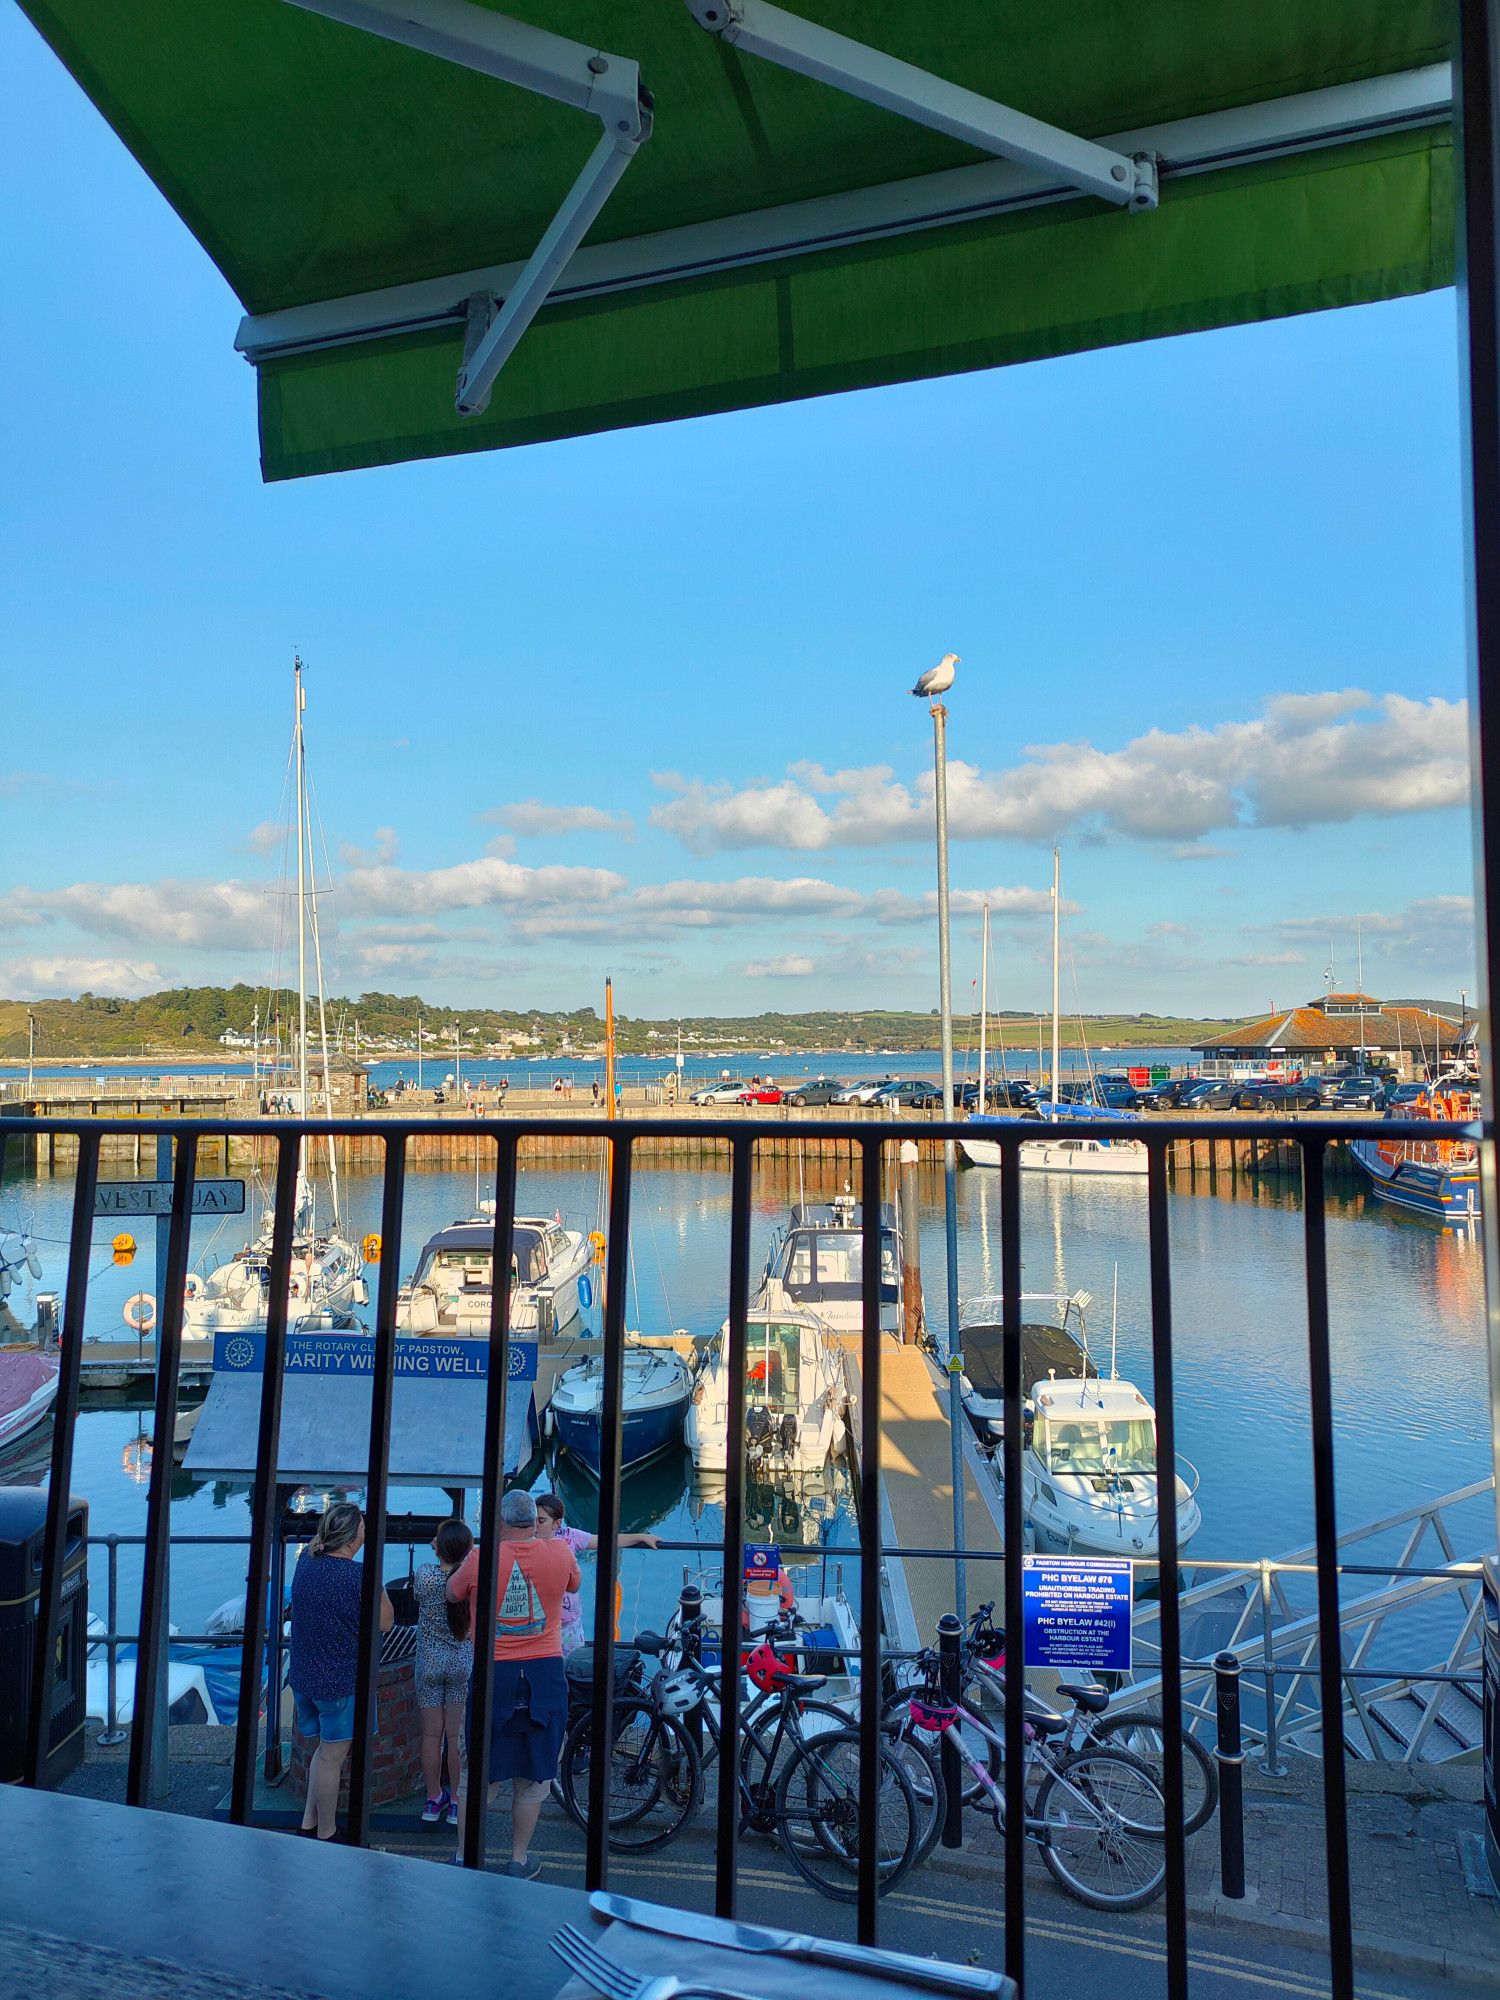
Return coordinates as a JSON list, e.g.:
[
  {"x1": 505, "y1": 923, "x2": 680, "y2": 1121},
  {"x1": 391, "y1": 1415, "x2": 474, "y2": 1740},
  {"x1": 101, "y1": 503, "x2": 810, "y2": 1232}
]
[{"x1": 447, "y1": 1488, "x2": 579, "y2": 1878}]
